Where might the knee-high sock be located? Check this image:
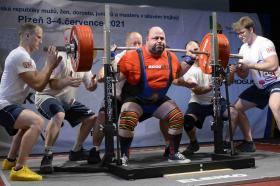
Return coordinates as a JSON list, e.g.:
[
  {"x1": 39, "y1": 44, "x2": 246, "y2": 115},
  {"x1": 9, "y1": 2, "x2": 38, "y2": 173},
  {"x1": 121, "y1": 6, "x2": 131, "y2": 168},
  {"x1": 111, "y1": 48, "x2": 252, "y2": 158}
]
[
  {"x1": 119, "y1": 136, "x2": 133, "y2": 157},
  {"x1": 168, "y1": 133, "x2": 182, "y2": 155}
]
